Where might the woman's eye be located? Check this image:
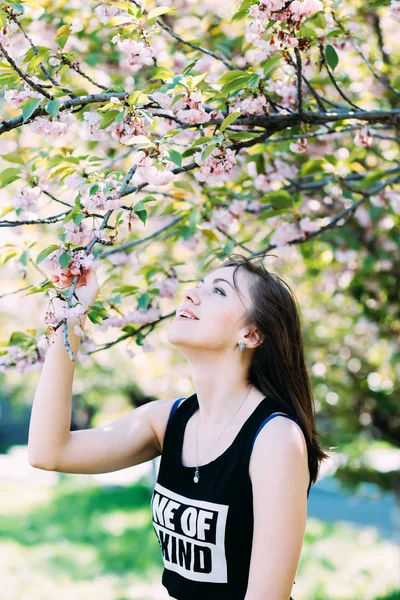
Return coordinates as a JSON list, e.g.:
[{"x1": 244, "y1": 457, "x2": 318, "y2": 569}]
[{"x1": 214, "y1": 287, "x2": 225, "y2": 296}]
